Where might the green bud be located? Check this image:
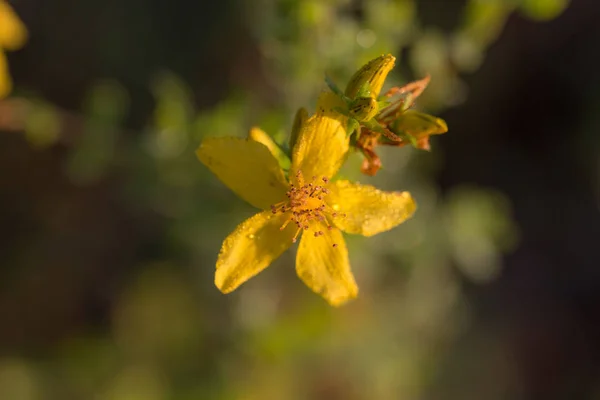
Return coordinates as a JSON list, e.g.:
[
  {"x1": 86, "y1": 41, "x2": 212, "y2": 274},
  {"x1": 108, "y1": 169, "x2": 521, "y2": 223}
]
[
  {"x1": 349, "y1": 96, "x2": 379, "y2": 122},
  {"x1": 390, "y1": 110, "x2": 448, "y2": 140},
  {"x1": 345, "y1": 54, "x2": 396, "y2": 99}
]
